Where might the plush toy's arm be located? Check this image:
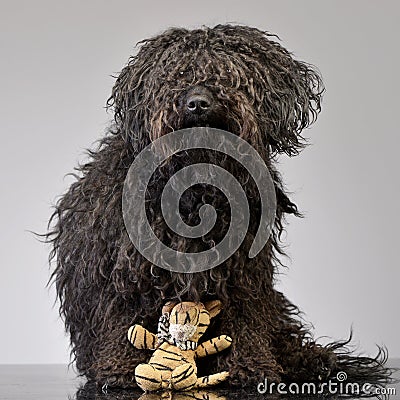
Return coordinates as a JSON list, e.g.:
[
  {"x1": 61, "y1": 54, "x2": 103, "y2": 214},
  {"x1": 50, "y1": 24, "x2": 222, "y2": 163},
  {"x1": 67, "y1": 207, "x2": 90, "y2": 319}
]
[
  {"x1": 127, "y1": 324, "x2": 158, "y2": 350},
  {"x1": 195, "y1": 335, "x2": 232, "y2": 358}
]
